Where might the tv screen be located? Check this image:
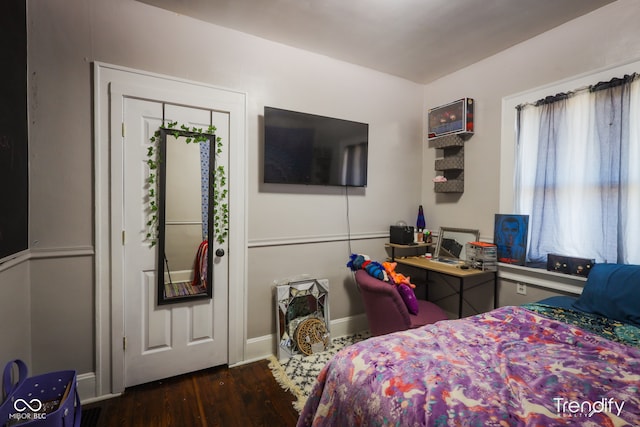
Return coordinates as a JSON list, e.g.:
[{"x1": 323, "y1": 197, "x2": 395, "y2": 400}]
[{"x1": 263, "y1": 107, "x2": 368, "y2": 187}]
